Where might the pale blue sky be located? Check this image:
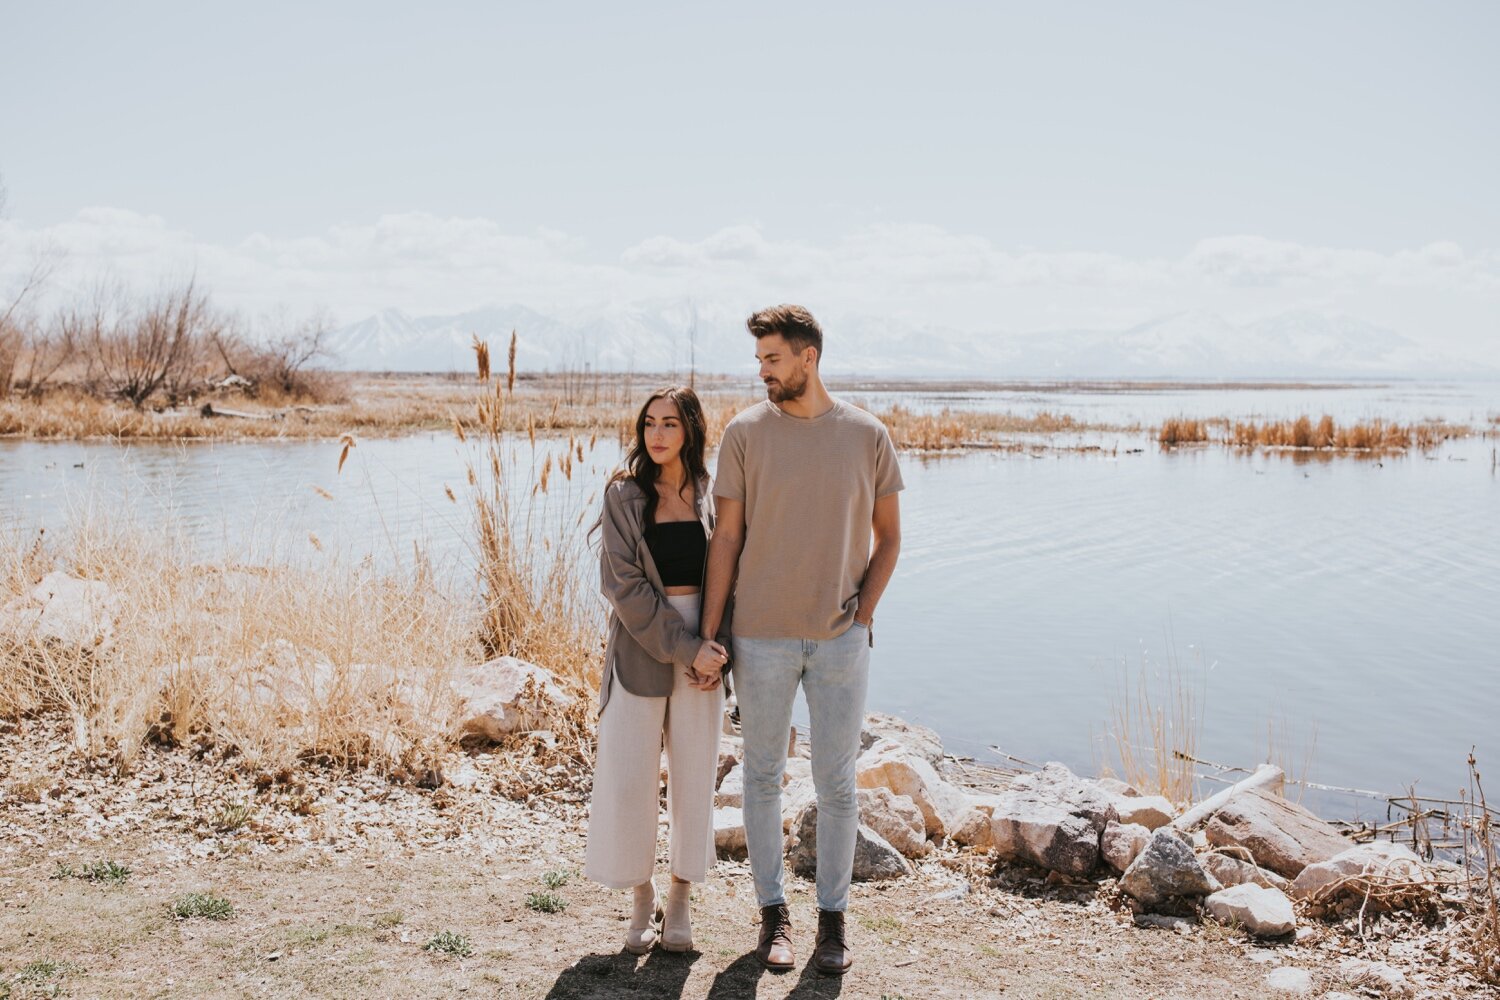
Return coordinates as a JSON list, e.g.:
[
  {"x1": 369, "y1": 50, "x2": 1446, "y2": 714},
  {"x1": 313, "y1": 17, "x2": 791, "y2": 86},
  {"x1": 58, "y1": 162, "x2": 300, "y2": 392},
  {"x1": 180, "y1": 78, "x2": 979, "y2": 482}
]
[{"x1": 2, "y1": 2, "x2": 1497, "y2": 354}]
